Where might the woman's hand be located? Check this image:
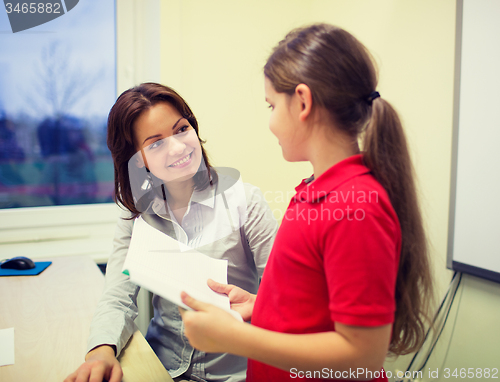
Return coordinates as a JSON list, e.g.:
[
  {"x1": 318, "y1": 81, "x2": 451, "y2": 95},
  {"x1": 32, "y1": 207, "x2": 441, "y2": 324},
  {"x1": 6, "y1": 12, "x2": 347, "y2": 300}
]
[
  {"x1": 64, "y1": 345, "x2": 122, "y2": 382},
  {"x1": 179, "y1": 291, "x2": 242, "y2": 353},
  {"x1": 207, "y1": 279, "x2": 256, "y2": 322}
]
